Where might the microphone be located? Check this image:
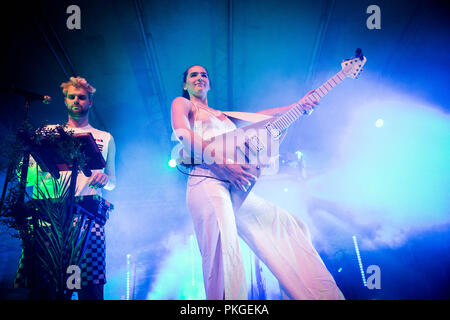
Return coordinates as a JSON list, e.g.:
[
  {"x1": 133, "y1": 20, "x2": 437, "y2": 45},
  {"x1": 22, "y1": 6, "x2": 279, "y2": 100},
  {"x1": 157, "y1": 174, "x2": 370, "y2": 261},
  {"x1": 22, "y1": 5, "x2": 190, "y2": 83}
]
[{"x1": 10, "y1": 86, "x2": 52, "y2": 104}]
